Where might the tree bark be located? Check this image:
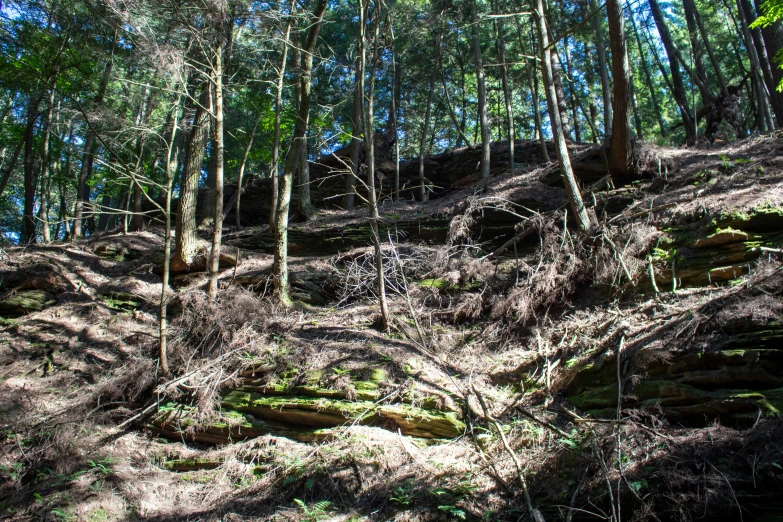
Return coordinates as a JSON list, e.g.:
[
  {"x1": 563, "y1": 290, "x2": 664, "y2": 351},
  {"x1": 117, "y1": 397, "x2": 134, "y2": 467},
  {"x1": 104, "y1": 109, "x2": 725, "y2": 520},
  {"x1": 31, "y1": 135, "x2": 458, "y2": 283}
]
[
  {"x1": 493, "y1": 1, "x2": 514, "y2": 173},
  {"x1": 130, "y1": 83, "x2": 153, "y2": 232},
  {"x1": 22, "y1": 101, "x2": 38, "y2": 244},
  {"x1": 273, "y1": 0, "x2": 327, "y2": 306},
  {"x1": 628, "y1": 2, "x2": 667, "y2": 136},
  {"x1": 208, "y1": 19, "x2": 228, "y2": 299},
  {"x1": 343, "y1": 57, "x2": 362, "y2": 210},
  {"x1": 735, "y1": 0, "x2": 776, "y2": 129},
  {"x1": 73, "y1": 57, "x2": 113, "y2": 238},
  {"x1": 608, "y1": 0, "x2": 635, "y2": 177},
  {"x1": 470, "y1": 0, "x2": 491, "y2": 178},
  {"x1": 418, "y1": 66, "x2": 436, "y2": 201},
  {"x1": 754, "y1": 0, "x2": 783, "y2": 125},
  {"x1": 682, "y1": 0, "x2": 715, "y2": 106},
  {"x1": 361, "y1": 2, "x2": 390, "y2": 331},
  {"x1": 590, "y1": 0, "x2": 613, "y2": 138},
  {"x1": 534, "y1": 0, "x2": 593, "y2": 233},
  {"x1": 648, "y1": 0, "x2": 696, "y2": 142},
  {"x1": 171, "y1": 85, "x2": 211, "y2": 273},
  {"x1": 39, "y1": 89, "x2": 56, "y2": 243},
  {"x1": 270, "y1": 0, "x2": 295, "y2": 227}
]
